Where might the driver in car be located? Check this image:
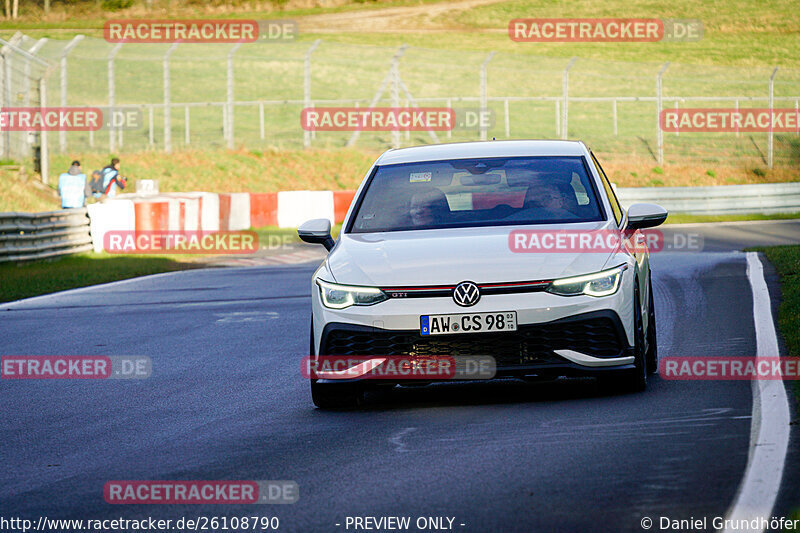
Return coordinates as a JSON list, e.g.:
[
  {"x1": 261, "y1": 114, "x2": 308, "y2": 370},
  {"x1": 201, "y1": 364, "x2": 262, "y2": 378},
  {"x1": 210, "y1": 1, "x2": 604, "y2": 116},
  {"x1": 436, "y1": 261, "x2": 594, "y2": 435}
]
[
  {"x1": 508, "y1": 181, "x2": 576, "y2": 220},
  {"x1": 410, "y1": 188, "x2": 450, "y2": 226}
]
